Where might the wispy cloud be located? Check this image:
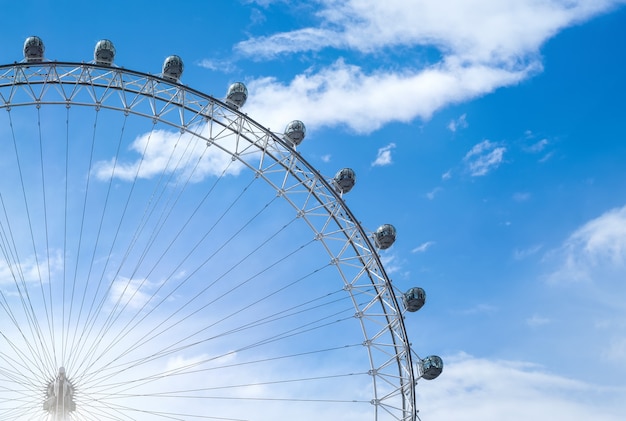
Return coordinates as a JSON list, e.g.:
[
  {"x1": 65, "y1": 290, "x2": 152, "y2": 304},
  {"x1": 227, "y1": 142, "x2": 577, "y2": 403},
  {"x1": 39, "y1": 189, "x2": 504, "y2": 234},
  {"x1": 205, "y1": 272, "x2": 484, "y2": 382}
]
[
  {"x1": 417, "y1": 353, "x2": 626, "y2": 421},
  {"x1": 198, "y1": 58, "x2": 238, "y2": 74},
  {"x1": 548, "y1": 204, "x2": 626, "y2": 284},
  {"x1": 245, "y1": 58, "x2": 533, "y2": 133},
  {"x1": 448, "y1": 113, "x2": 468, "y2": 132},
  {"x1": 0, "y1": 250, "x2": 63, "y2": 286},
  {"x1": 93, "y1": 126, "x2": 247, "y2": 182},
  {"x1": 379, "y1": 253, "x2": 402, "y2": 275},
  {"x1": 604, "y1": 337, "x2": 626, "y2": 363},
  {"x1": 513, "y1": 192, "x2": 531, "y2": 202},
  {"x1": 108, "y1": 277, "x2": 157, "y2": 310},
  {"x1": 456, "y1": 303, "x2": 498, "y2": 316},
  {"x1": 372, "y1": 143, "x2": 396, "y2": 167},
  {"x1": 527, "y1": 314, "x2": 552, "y2": 326},
  {"x1": 513, "y1": 244, "x2": 542, "y2": 260},
  {"x1": 426, "y1": 187, "x2": 442, "y2": 200},
  {"x1": 464, "y1": 140, "x2": 506, "y2": 176},
  {"x1": 526, "y1": 138, "x2": 549, "y2": 153},
  {"x1": 412, "y1": 241, "x2": 435, "y2": 253},
  {"x1": 539, "y1": 151, "x2": 555, "y2": 163}
]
